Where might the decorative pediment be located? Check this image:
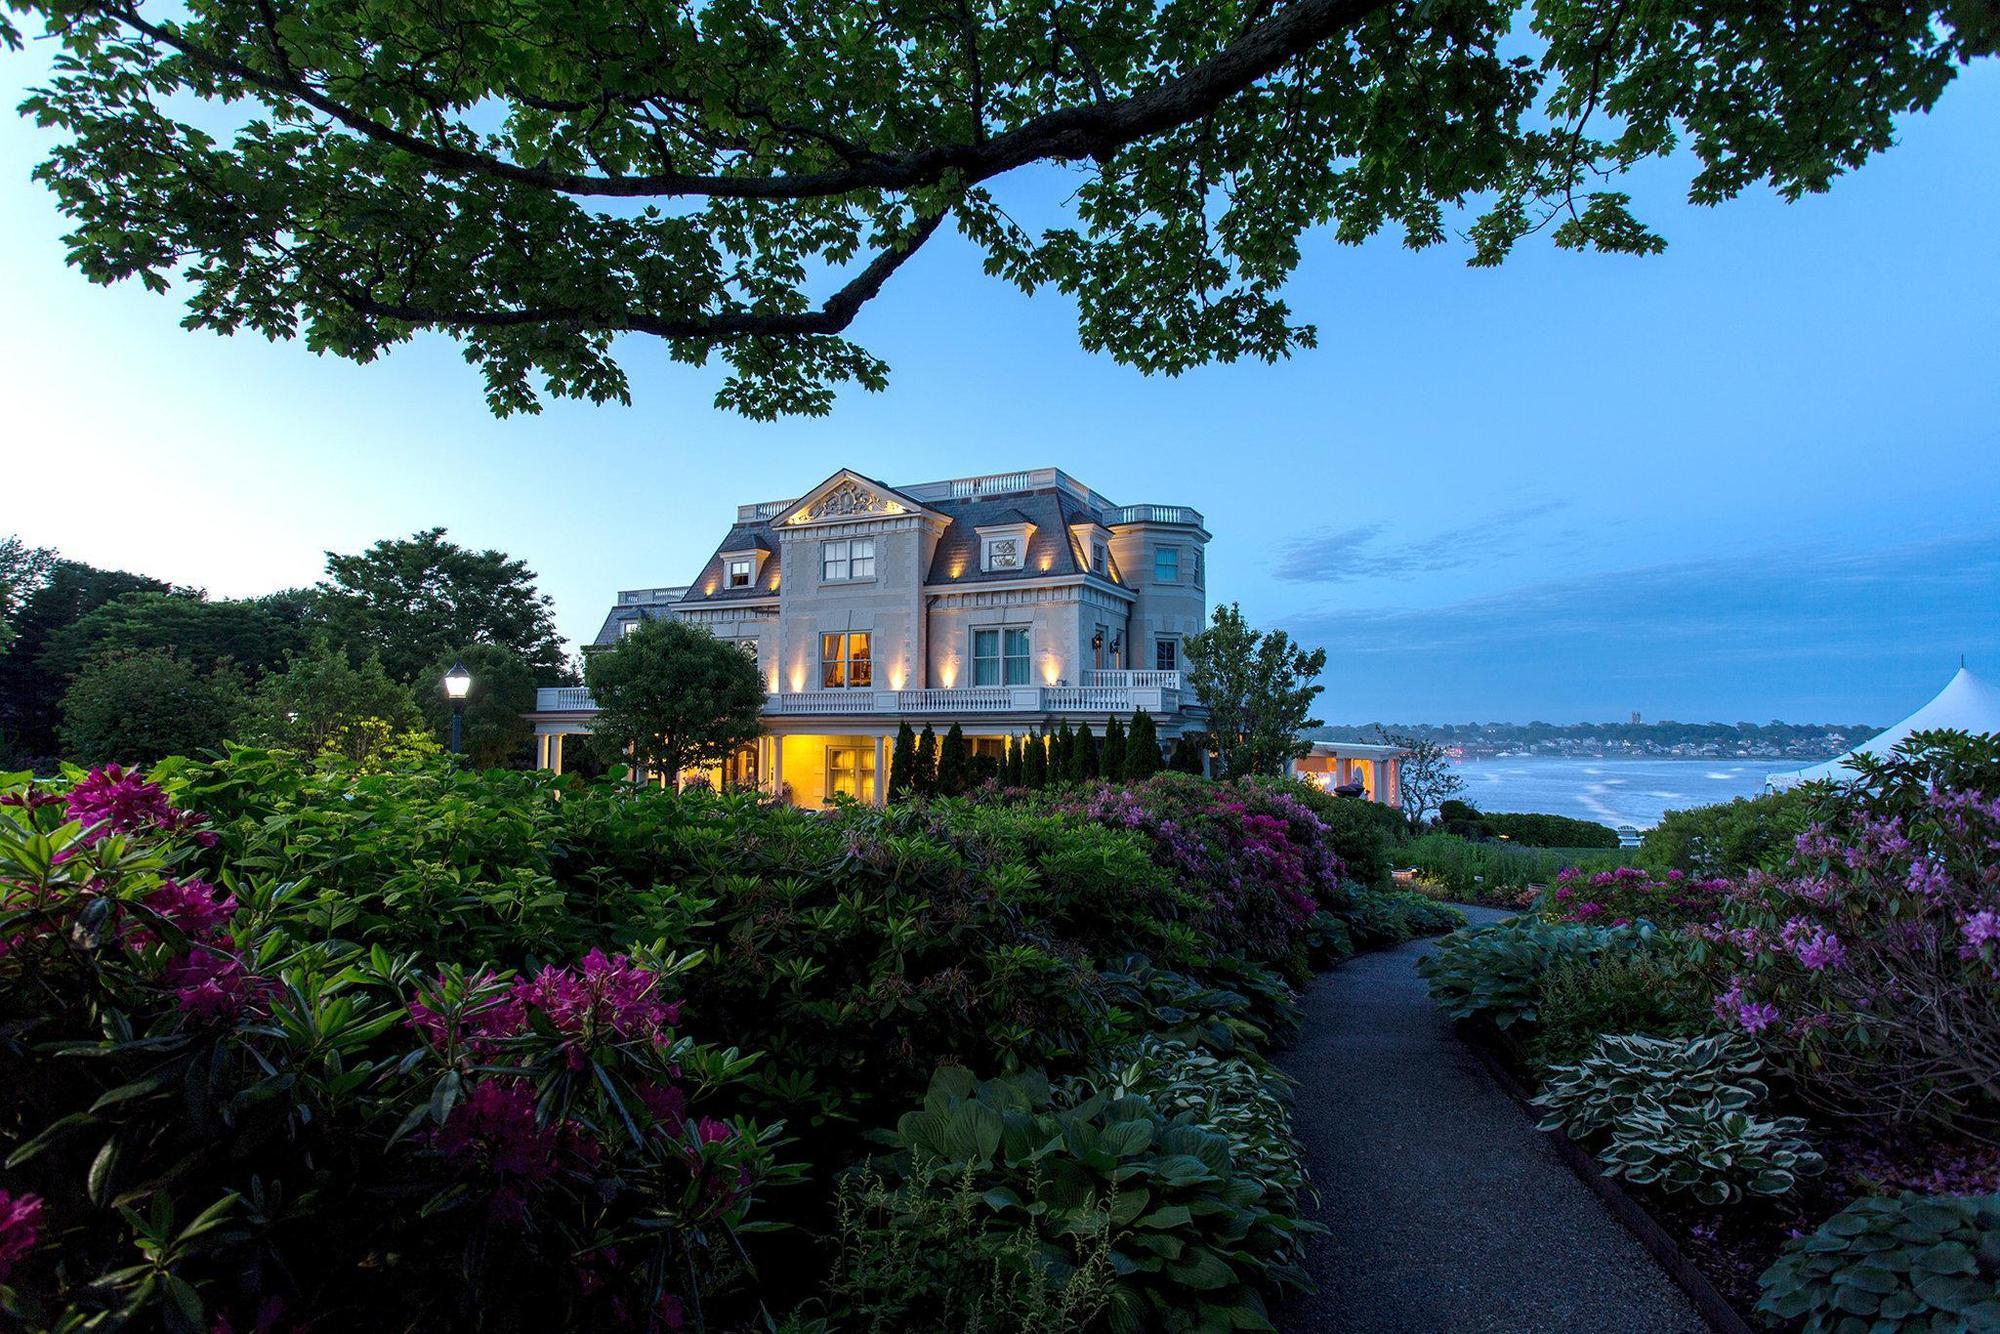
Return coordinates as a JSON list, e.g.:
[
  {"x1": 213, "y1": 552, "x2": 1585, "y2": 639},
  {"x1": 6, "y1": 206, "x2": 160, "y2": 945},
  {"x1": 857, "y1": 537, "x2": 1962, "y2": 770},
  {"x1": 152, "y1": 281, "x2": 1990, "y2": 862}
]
[{"x1": 783, "y1": 470, "x2": 926, "y2": 526}]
